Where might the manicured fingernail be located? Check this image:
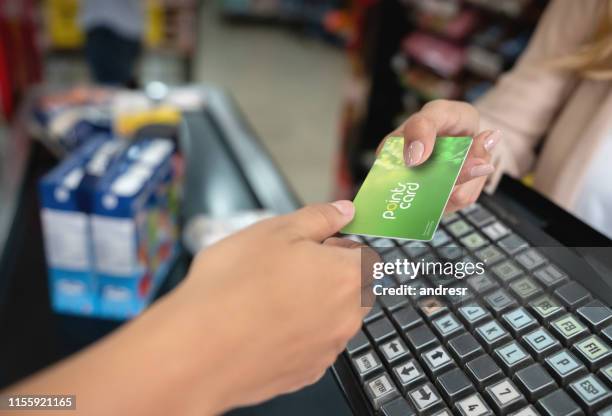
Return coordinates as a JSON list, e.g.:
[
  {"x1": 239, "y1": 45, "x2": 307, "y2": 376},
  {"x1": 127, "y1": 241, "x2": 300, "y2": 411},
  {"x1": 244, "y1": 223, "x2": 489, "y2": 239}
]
[
  {"x1": 331, "y1": 200, "x2": 355, "y2": 217},
  {"x1": 470, "y1": 164, "x2": 495, "y2": 178},
  {"x1": 405, "y1": 141, "x2": 424, "y2": 166},
  {"x1": 484, "y1": 130, "x2": 502, "y2": 152}
]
